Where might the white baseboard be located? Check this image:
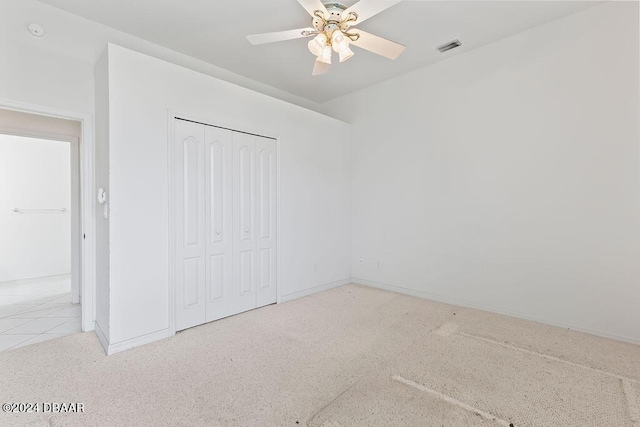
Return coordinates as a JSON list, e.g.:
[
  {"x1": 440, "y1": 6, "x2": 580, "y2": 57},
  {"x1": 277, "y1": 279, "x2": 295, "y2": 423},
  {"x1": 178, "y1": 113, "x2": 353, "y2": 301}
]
[
  {"x1": 353, "y1": 277, "x2": 640, "y2": 346},
  {"x1": 94, "y1": 322, "x2": 109, "y2": 354},
  {"x1": 106, "y1": 328, "x2": 173, "y2": 355},
  {"x1": 280, "y1": 277, "x2": 352, "y2": 303}
]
